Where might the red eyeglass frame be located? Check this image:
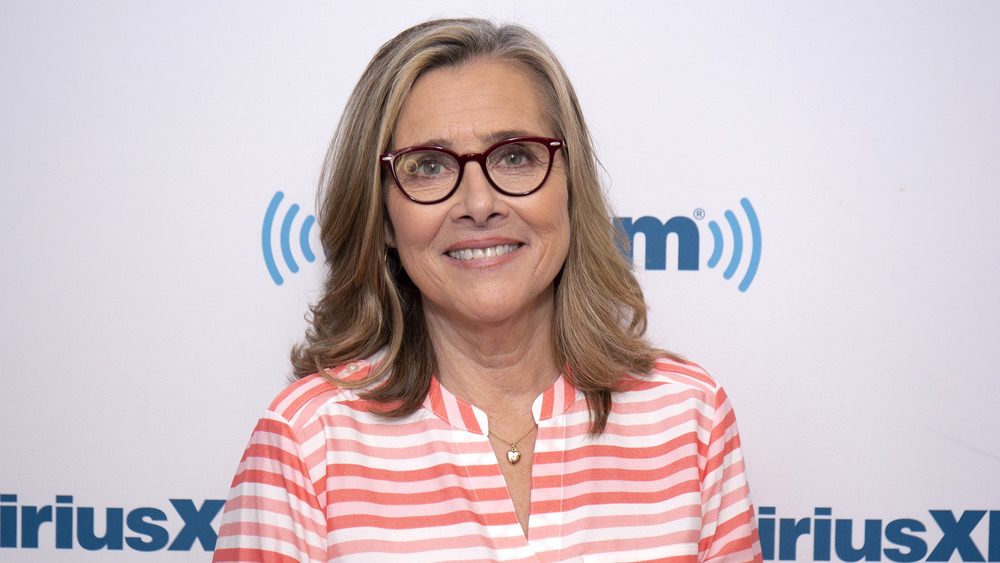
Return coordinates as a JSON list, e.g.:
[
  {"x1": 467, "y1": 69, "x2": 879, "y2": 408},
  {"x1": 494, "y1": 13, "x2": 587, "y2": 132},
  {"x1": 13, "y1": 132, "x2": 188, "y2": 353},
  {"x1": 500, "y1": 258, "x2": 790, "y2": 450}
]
[{"x1": 379, "y1": 136, "x2": 565, "y2": 204}]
